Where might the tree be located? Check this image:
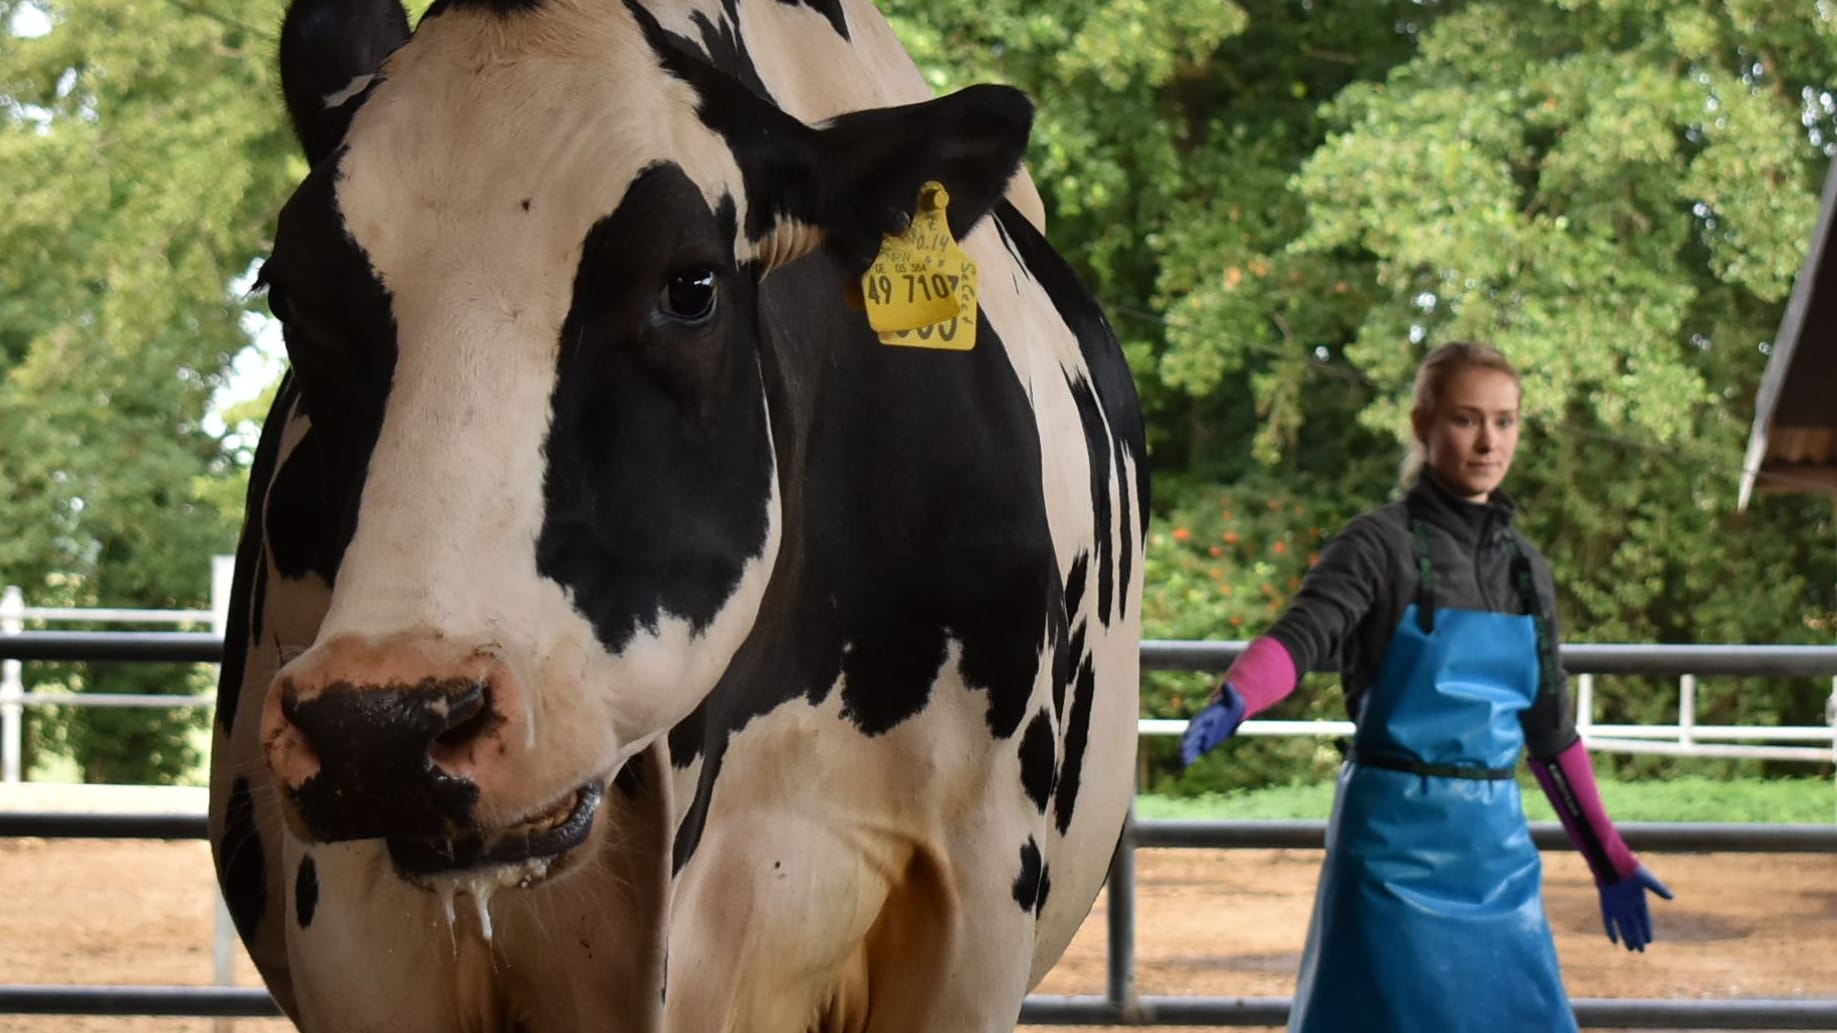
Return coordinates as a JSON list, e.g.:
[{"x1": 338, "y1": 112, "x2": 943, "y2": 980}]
[
  {"x1": 886, "y1": 0, "x2": 1837, "y2": 786},
  {"x1": 0, "y1": 0, "x2": 299, "y2": 782},
  {"x1": 3, "y1": 0, "x2": 1831, "y2": 786},
  {"x1": 1267, "y1": 1, "x2": 1837, "y2": 772}
]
